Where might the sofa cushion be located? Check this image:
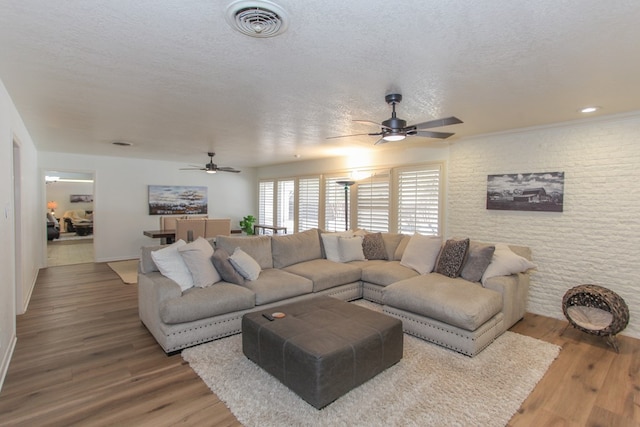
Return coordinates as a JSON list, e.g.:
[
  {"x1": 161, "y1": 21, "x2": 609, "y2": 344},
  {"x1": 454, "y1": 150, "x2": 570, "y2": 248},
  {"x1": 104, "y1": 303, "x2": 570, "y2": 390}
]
[
  {"x1": 211, "y1": 248, "x2": 245, "y2": 285},
  {"x1": 160, "y1": 282, "x2": 255, "y2": 324},
  {"x1": 383, "y1": 274, "x2": 502, "y2": 331},
  {"x1": 460, "y1": 242, "x2": 495, "y2": 283},
  {"x1": 239, "y1": 269, "x2": 313, "y2": 305},
  {"x1": 393, "y1": 235, "x2": 411, "y2": 260},
  {"x1": 271, "y1": 228, "x2": 323, "y2": 268},
  {"x1": 178, "y1": 237, "x2": 221, "y2": 288},
  {"x1": 435, "y1": 238, "x2": 470, "y2": 278},
  {"x1": 283, "y1": 259, "x2": 362, "y2": 292},
  {"x1": 361, "y1": 261, "x2": 419, "y2": 286},
  {"x1": 362, "y1": 232, "x2": 387, "y2": 260},
  {"x1": 216, "y1": 235, "x2": 274, "y2": 269},
  {"x1": 380, "y1": 233, "x2": 405, "y2": 261},
  {"x1": 150, "y1": 240, "x2": 194, "y2": 292},
  {"x1": 140, "y1": 244, "x2": 164, "y2": 274},
  {"x1": 400, "y1": 234, "x2": 442, "y2": 274},
  {"x1": 338, "y1": 236, "x2": 365, "y2": 262}
]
